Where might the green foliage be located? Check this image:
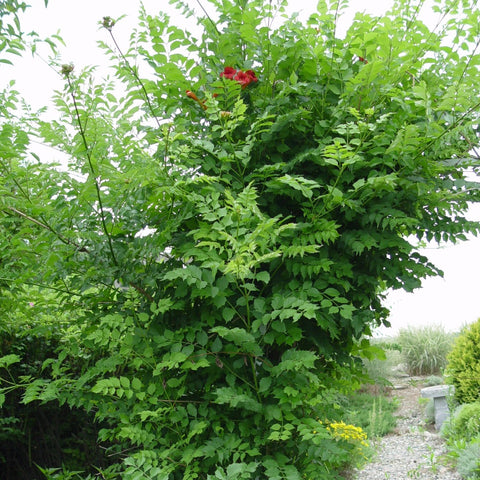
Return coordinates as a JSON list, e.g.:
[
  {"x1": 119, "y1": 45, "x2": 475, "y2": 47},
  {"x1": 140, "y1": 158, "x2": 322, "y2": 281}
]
[
  {"x1": 442, "y1": 426, "x2": 480, "y2": 480},
  {"x1": 2, "y1": 0, "x2": 480, "y2": 478},
  {"x1": 446, "y1": 319, "x2": 480, "y2": 404},
  {"x1": 398, "y1": 325, "x2": 454, "y2": 375},
  {"x1": 442, "y1": 404, "x2": 480, "y2": 478},
  {"x1": 0, "y1": 0, "x2": 29, "y2": 61},
  {"x1": 0, "y1": 0, "x2": 56, "y2": 65}
]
